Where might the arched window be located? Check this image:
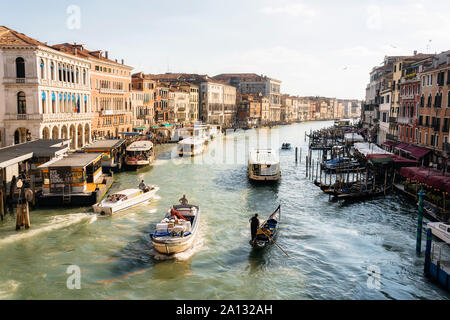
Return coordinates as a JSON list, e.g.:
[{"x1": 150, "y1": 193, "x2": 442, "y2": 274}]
[
  {"x1": 40, "y1": 59, "x2": 45, "y2": 79},
  {"x1": 17, "y1": 92, "x2": 26, "y2": 114},
  {"x1": 50, "y1": 62, "x2": 55, "y2": 80},
  {"x1": 427, "y1": 94, "x2": 432, "y2": 107},
  {"x1": 76, "y1": 68, "x2": 79, "y2": 83},
  {"x1": 42, "y1": 92, "x2": 46, "y2": 113},
  {"x1": 83, "y1": 69, "x2": 86, "y2": 85},
  {"x1": 58, "y1": 64, "x2": 62, "y2": 81},
  {"x1": 71, "y1": 67, "x2": 74, "y2": 83},
  {"x1": 63, "y1": 65, "x2": 66, "y2": 82},
  {"x1": 16, "y1": 57, "x2": 25, "y2": 78}
]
